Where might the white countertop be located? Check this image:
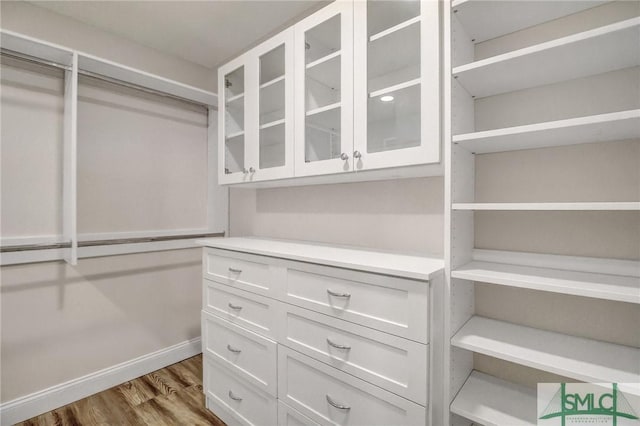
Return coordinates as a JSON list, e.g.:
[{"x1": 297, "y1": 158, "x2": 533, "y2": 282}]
[{"x1": 197, "y1": 237, "x2": 444, "y2": 281}]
